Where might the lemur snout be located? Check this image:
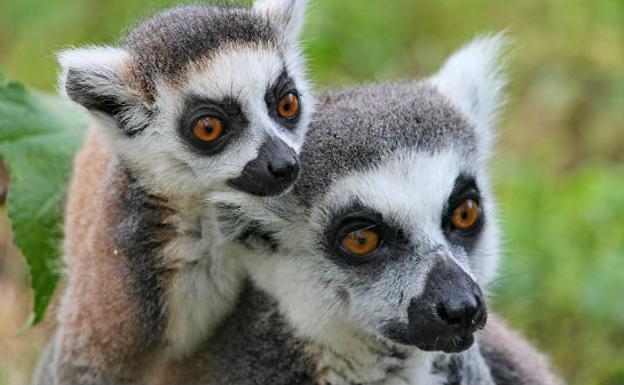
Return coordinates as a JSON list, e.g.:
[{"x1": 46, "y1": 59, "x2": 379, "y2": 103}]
[
  {"x1": 406, "y1": 259, "x2": 487, "y2": 353},
  {"x1": 228, "y1": 136, "x2": 300, "y2": 197},
  {"x1": 435, "y1": 292, "x2": 486, "y2": 332},
  {"x1": 268, "y1": 155, "x2": 299, "y2": 180}
]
